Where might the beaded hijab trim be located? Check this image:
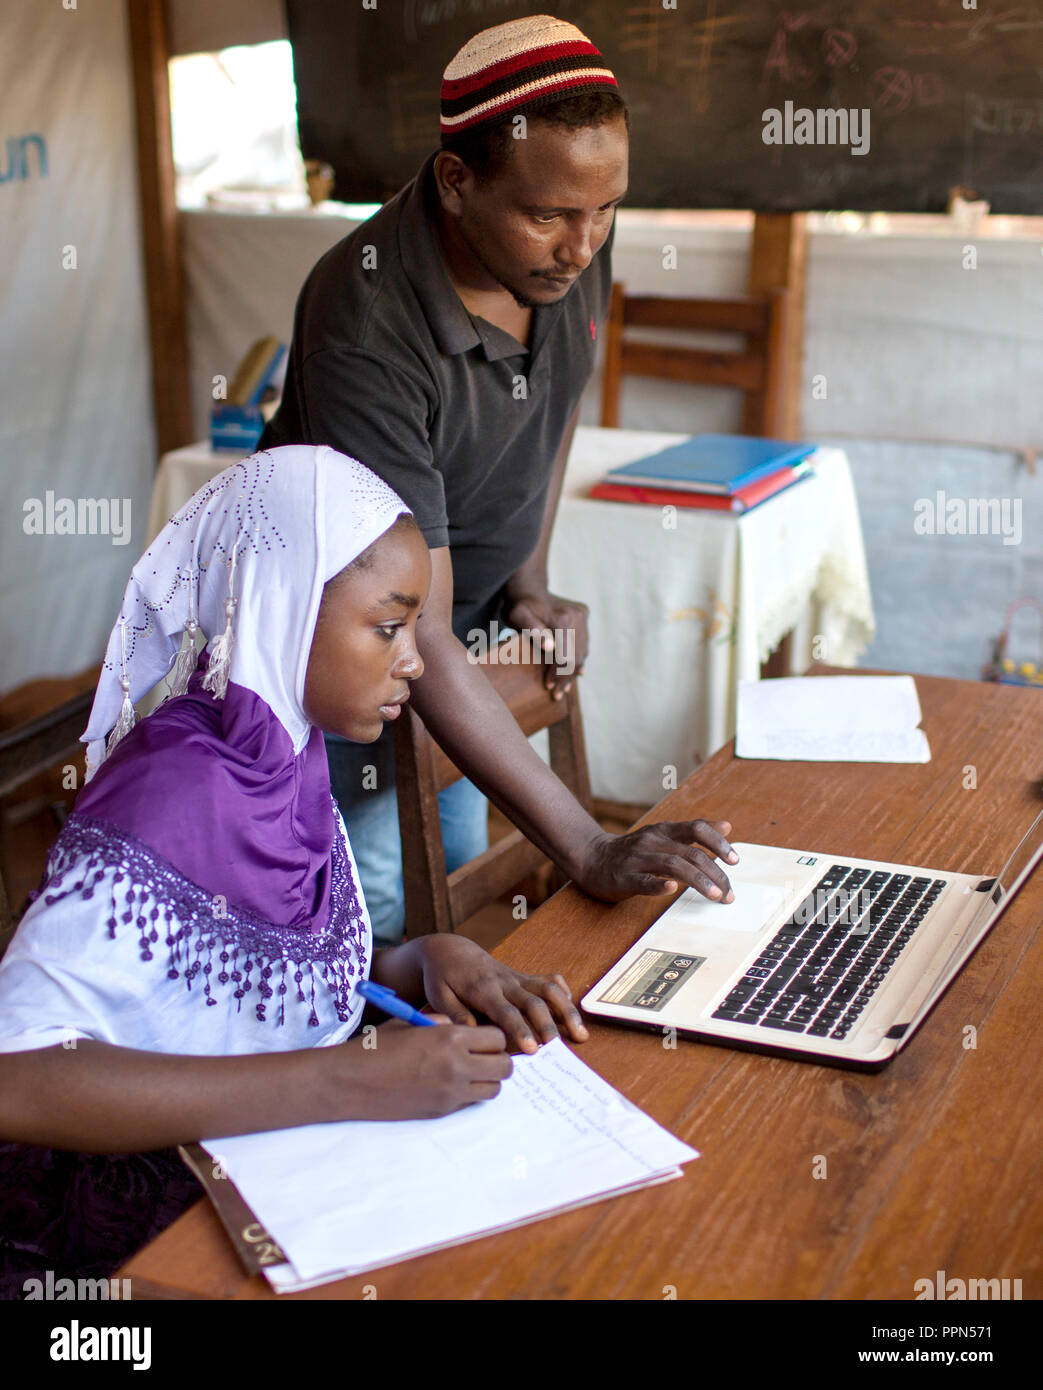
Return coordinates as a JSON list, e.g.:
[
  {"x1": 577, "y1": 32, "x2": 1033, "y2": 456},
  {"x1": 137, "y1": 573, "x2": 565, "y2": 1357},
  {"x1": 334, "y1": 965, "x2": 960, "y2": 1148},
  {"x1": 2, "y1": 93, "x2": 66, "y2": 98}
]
[{"x1": 32, "y1": 811, "x2": 368, "y2": 1028}]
